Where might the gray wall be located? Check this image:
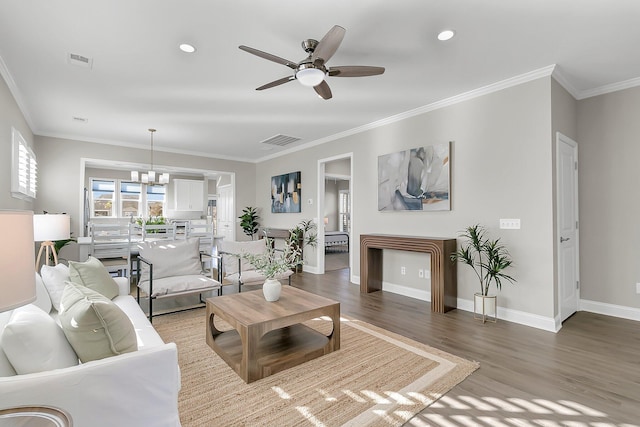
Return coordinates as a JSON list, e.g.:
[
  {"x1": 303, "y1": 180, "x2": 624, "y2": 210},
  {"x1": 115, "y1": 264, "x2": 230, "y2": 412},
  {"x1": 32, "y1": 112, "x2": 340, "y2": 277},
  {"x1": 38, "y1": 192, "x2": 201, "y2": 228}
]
[
  {"x1": 577, "y1": 86, "x2": 640, "y2": 309},
  {"x1": 0, "y1": 72, "x2": 34, "y2": 210},
  {"x1": 257, "y1": 77, "x2": 556, "y2": 319},
  {"x1": 34, "y1": 135, "x2": 256, "y2": 237}
]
